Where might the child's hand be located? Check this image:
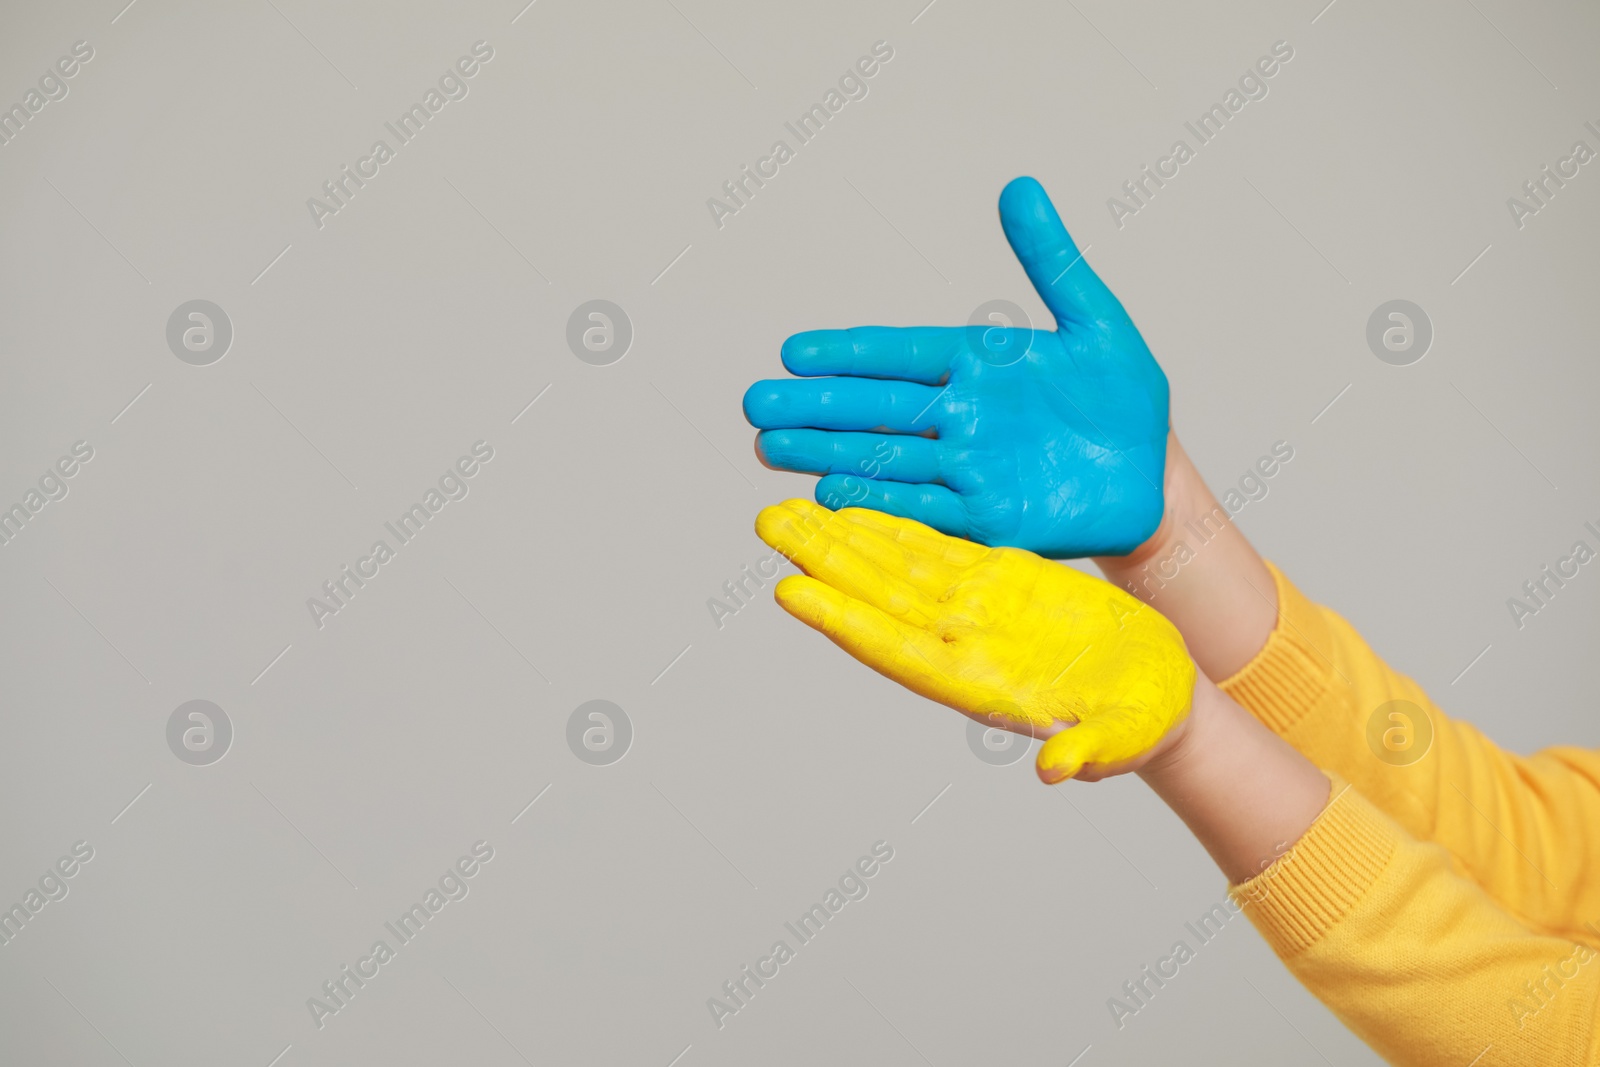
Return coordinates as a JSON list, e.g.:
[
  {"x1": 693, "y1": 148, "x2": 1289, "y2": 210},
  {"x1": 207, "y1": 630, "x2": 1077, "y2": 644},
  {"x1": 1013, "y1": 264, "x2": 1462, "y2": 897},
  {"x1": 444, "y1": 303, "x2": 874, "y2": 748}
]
[
  {"x1": 755, "y1": 500, "x2": 1196, "y2": 783},
  {"x1": 743, "y1": 176, "x2": 1170, "y2": 559}
]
